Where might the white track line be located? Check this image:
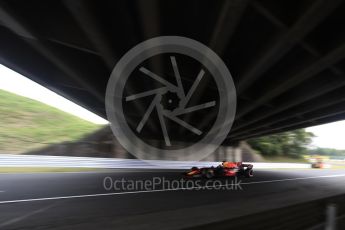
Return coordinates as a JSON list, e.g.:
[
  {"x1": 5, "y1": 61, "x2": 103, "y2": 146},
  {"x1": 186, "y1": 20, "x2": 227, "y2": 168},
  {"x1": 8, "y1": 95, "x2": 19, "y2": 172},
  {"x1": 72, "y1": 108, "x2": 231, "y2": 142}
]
[
  {"x1": 241, "y1": 173, "x2": 345, "y2": 185},
  {"x1": 0, "y1": 189, "x2": 182, "y2": 205},
  {"x1": 1, "y1": 174, "x2": 345, "y2": 205}
]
